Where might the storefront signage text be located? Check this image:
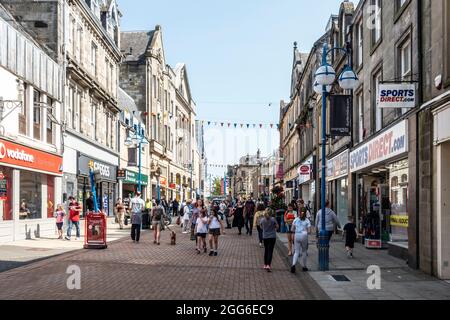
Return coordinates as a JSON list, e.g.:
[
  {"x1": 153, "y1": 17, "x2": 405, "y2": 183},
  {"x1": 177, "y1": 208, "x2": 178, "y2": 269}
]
[
  {"x1": 390, "y1": 215, "x2": 409, "y2": 228},
  {"x1": 123, "y1": 170, "x2": 148, "y2": 186},
  {"x1": 78, "y1": 154, "x2": 117, "y2": 182},
  {"x1": 0, "y1": 138, "x2": 63, "y2": 175},
  {"x1": 327, "y1": 150, "x2": 349, "y2": 181},
  {"x1": 378, "y1": 83, "x2": 416, "y2": 109},
  {"x1": 350, "y1": 121, "x2": 408, "y2": 173}
]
